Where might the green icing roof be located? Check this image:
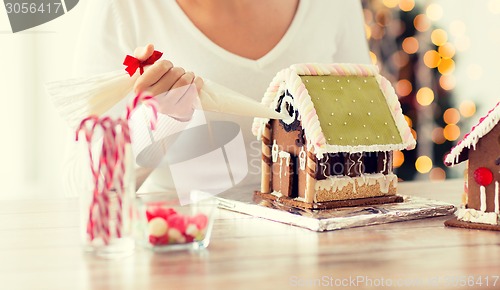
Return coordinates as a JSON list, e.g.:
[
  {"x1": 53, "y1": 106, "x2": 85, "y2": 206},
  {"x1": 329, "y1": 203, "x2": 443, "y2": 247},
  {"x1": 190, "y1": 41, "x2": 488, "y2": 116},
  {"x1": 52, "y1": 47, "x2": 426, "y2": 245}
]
[{"x1": 300, "y1": 75, "x2": 403, "y2": 147}]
